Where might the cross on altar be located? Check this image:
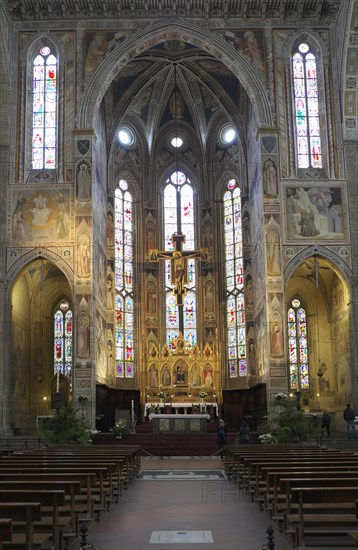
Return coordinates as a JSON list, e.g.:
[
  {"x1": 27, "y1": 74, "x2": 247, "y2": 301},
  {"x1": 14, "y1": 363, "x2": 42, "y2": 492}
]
[{"x1": 148, "y1": 232, "x2": 208, "y2": 306}]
